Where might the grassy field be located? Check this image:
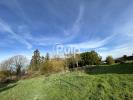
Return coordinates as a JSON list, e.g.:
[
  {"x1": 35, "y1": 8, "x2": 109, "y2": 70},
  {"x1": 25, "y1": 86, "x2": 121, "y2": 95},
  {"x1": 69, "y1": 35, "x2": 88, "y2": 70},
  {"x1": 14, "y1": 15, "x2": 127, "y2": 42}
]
[{"x1": 0, "y1": 63, "x2": 133, "y2": 100}]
